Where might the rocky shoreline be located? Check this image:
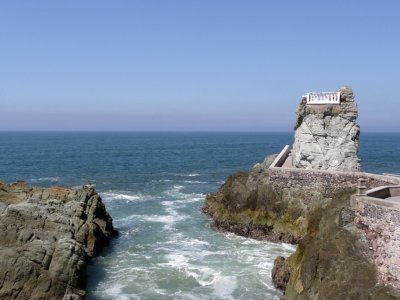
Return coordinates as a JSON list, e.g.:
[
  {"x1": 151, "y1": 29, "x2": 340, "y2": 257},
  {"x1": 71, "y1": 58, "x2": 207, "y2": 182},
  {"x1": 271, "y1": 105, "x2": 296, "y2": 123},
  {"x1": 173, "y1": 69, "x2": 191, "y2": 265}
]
[
  {"x1": 202, "y1": 157, "x2": 400, "y2": 299},
  {"x1": 0, "y1": 180, "x2": 117, "y2": 300},
  {"x1": 202, "y1": 156, "x2": 302, "y2": 244},
  {"x1": 203, "y1": 87, "x2": 400, "y2": 299}
]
